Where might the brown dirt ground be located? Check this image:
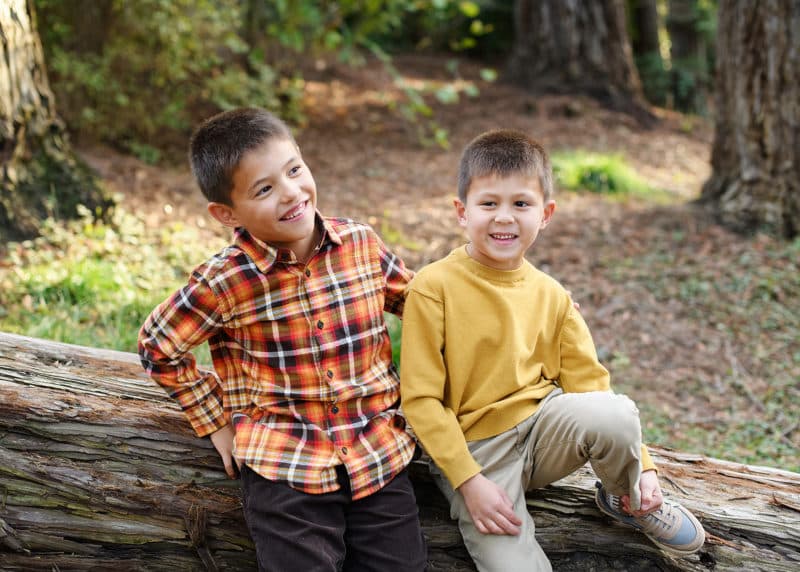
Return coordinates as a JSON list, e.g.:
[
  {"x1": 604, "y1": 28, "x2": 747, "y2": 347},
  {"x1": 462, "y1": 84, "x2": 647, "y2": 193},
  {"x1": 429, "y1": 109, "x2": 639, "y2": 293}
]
[{"x1": 81, "y1": 55, "x2": 798, "y2": 469}]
